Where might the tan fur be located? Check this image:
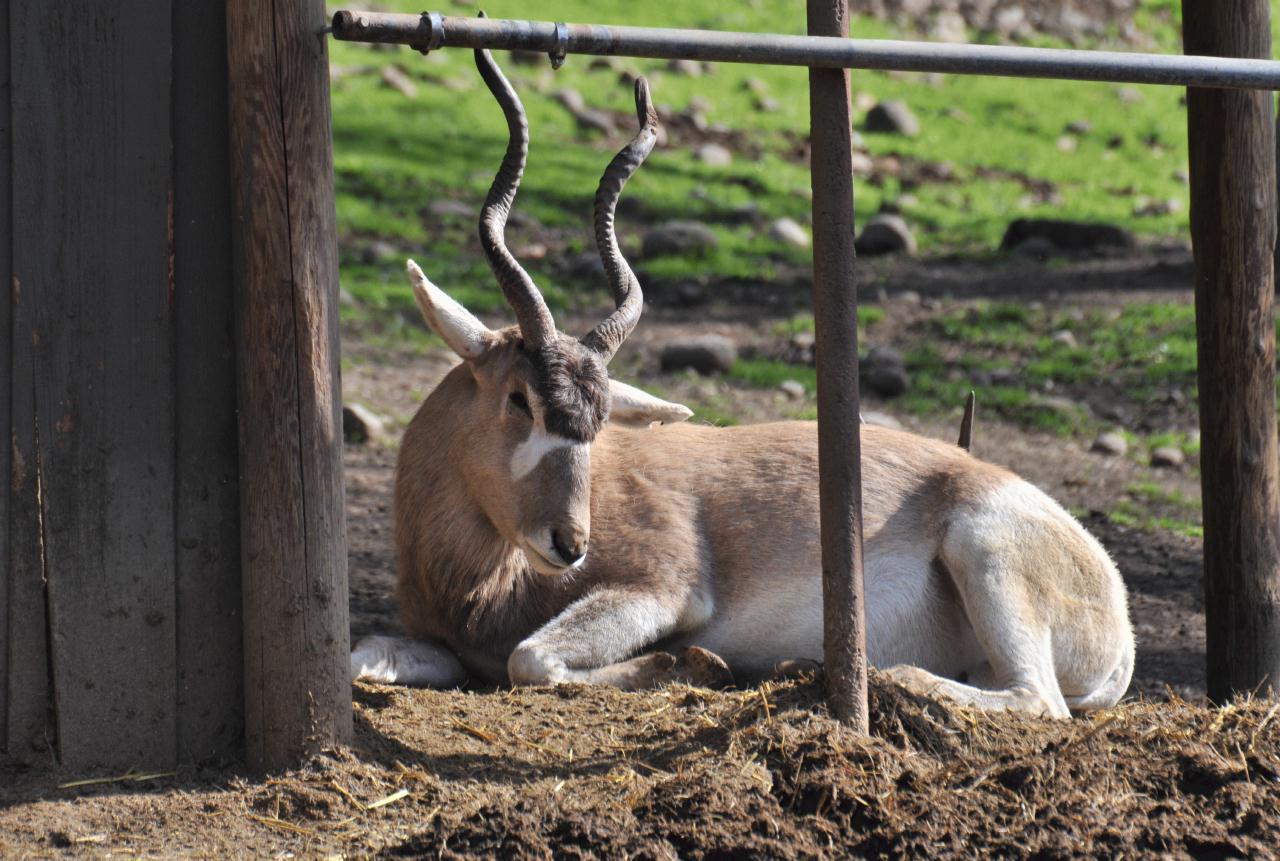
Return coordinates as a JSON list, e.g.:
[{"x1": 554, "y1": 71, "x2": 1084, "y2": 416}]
[{"x1": 366, "y1": 325, "x2": 1137, "y2": 717}]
